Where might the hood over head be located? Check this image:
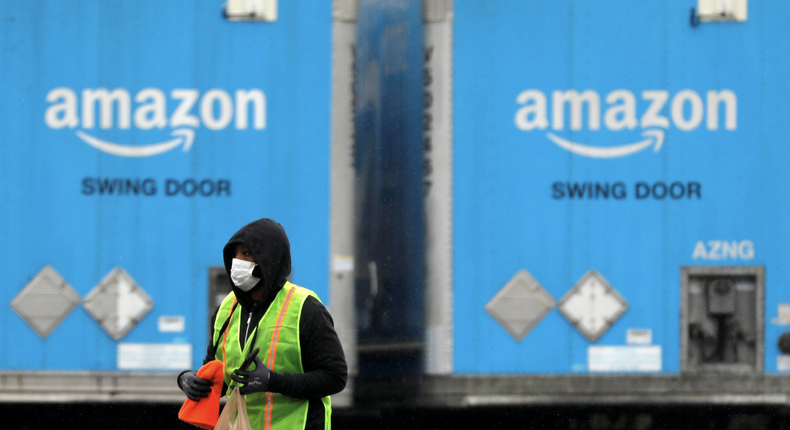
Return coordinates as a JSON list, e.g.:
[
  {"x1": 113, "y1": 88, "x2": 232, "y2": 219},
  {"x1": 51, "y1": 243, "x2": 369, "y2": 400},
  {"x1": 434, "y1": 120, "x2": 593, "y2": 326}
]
[{"x1": 223, "y1": 218, "x2": 291, "y2": 309}]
